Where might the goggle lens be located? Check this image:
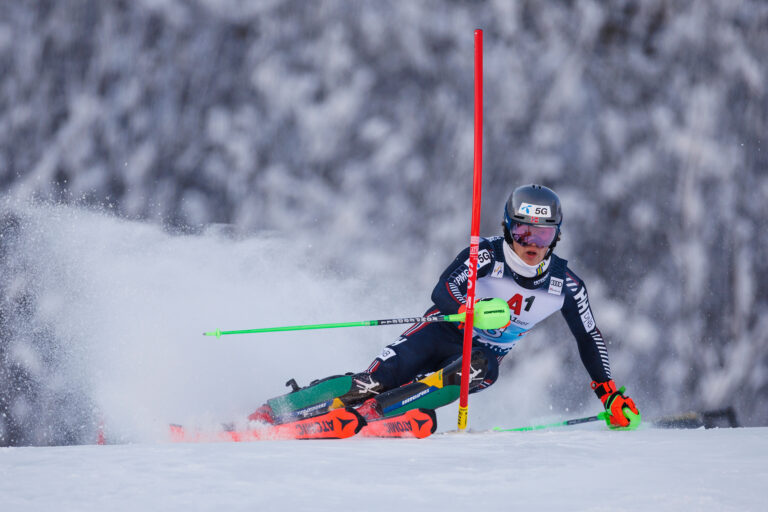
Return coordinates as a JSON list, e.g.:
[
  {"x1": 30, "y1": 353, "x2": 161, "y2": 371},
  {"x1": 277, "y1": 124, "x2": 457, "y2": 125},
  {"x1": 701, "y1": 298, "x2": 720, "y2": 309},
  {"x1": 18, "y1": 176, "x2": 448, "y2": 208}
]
[{"x1": 510, "y1": 222, "x2": 557, "y2": 247}]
